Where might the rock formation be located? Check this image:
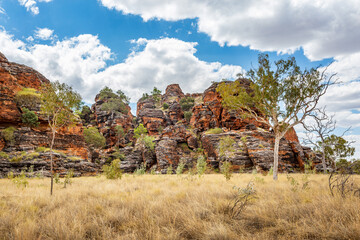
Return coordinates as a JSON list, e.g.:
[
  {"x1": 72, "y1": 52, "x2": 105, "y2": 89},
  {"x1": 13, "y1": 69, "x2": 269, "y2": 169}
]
[{"x1": 0, "y1": 52, "x2": 323, "y2": 177}]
